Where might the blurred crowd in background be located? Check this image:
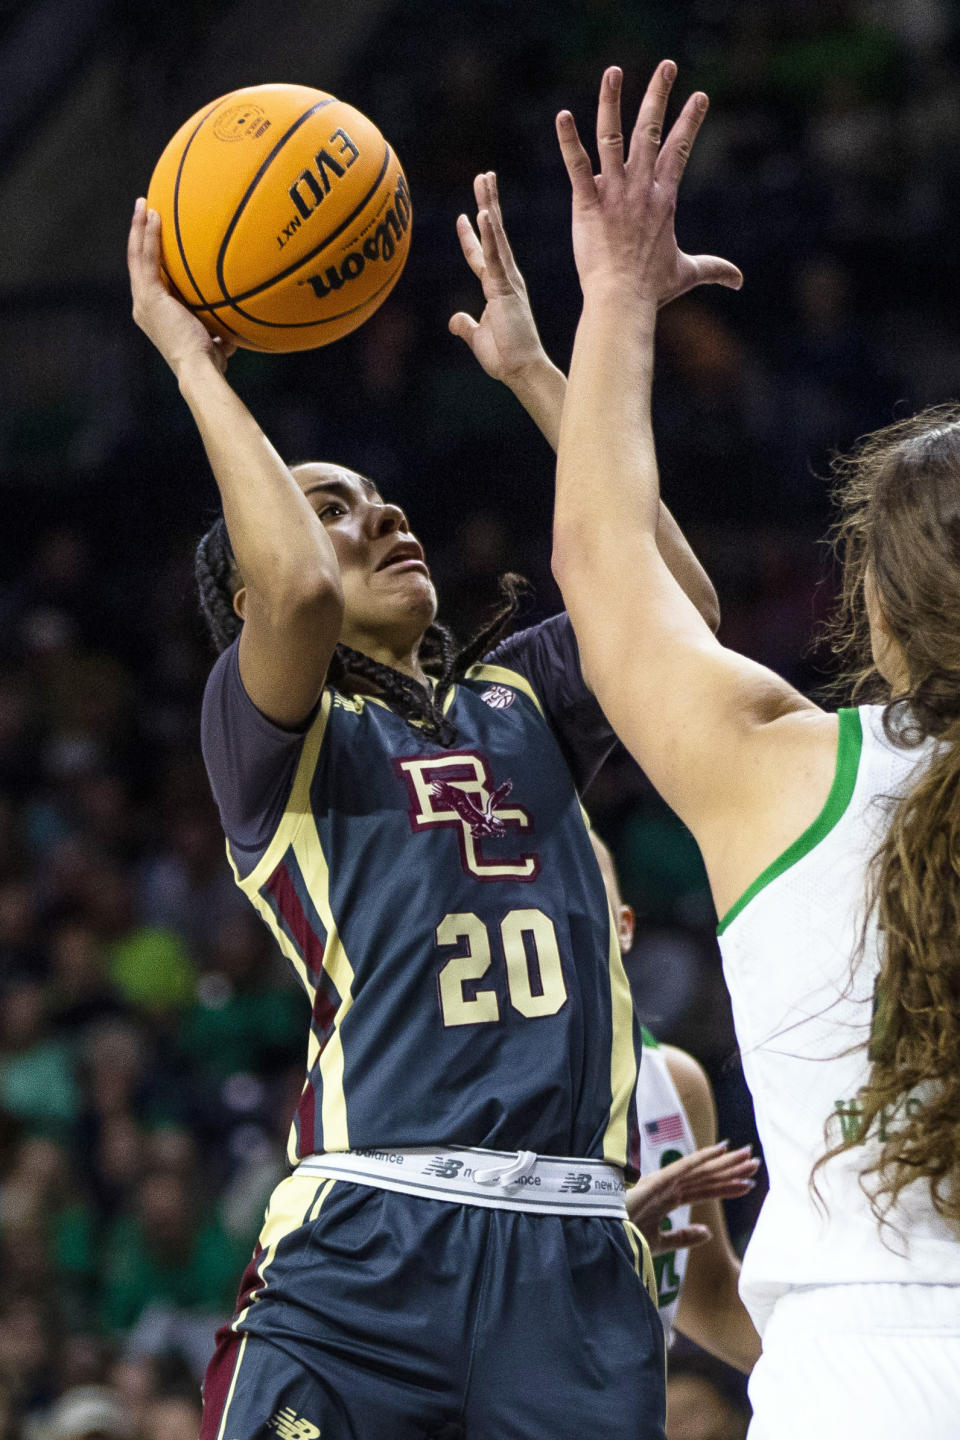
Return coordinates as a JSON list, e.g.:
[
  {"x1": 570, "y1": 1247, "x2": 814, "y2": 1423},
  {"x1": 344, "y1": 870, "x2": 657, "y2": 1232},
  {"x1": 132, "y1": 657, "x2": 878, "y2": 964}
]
[{"x1": 3, "y1": 1, "x2": 960, "y2": 1438}]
